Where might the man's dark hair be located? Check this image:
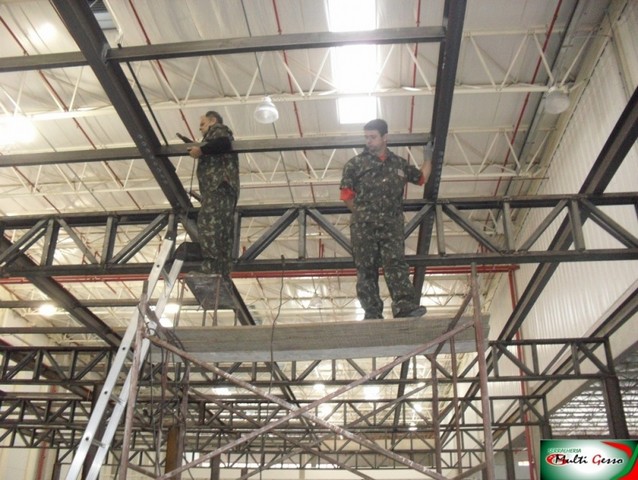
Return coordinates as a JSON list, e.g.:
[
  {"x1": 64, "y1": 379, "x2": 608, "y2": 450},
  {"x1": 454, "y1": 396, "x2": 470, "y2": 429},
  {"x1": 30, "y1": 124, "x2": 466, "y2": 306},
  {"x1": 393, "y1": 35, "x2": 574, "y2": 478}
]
[
  {"x1": 364, "y1": 118, "x2": 388, "y2": 136},
  {"x1": 206, "y1": 110, "x2": 224, "y2": 124}
]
